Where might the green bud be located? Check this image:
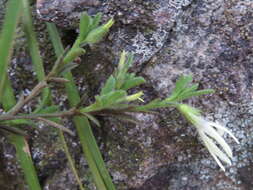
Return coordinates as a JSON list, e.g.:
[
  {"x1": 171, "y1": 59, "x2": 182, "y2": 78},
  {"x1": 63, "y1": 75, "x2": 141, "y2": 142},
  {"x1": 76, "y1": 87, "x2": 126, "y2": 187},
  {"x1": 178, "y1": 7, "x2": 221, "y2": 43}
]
[
  {"x1": 177, "y1": 104, "x2": 201, "y2": 124},
  {"x1": 84, "y1": 18, "x2": 114, "y2": 44},
  {"x1": 125, "y1": 91, "x2": 144, "y2": 102}
]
